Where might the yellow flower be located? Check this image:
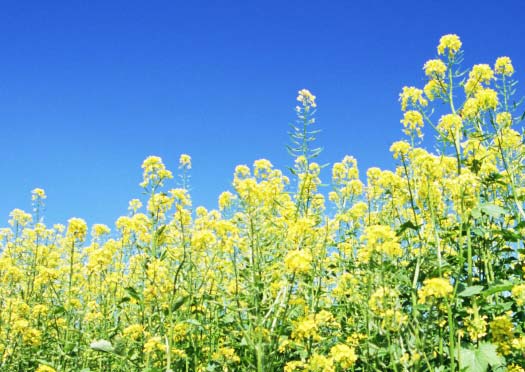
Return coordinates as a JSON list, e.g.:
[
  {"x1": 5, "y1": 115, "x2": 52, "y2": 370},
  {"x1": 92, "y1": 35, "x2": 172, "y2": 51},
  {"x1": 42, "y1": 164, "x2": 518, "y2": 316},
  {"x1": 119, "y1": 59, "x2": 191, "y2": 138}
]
[
  {"x1": 461, "y1": 97, "x2": 480, "y2": 119},
  {"x1": 475, "y1": 88, "x2": 498, "y2": 111},
  {"x1": 218, "y1": 191, "x2": 234, "y2": 210},
  {"x1": 490, "y1": 313, "x2": 514, "y2": 355},
  {"x1": 292, "y1": 315, "x2": 318, "y2": 341},
  {"x1": 368, "y1": 287, "x2": 399, "y2": 315},
  {"x1": 285, "y1": 361, "x2": 306, "y2": 372},
  {"x1": 495, "y1": 56, "x2": 514, "y2": 76},
  {"x1": 253, "y1": 158, "x2": 273, "y2": 179},
  {"x1": 330, "y1": 344, "x2": 357, "y2": 368},
  {"x1": 66, "y1": 217, "x2": 88, "y2": 242},
  {"x1": 418, "y1": 278, "x2": 453, "y2": 304},
  {"x1": 128, "y1": 198, "x2": 143, "y2": 212},
  {"x1": 123, "y1": 324, "x2": 144, "y2": 341},
  {"x1": 307, "y1": 354, "x2": 334, "y2": 372},
  {"x1": 496, "y1": 112, "x2": 512, "y2": 127},
  {"x1": 284, "y1": 249, "x2": 313, "y2": 274},
  {"x1": 91, "y1": 223, "x2": 110, "y2": 238},
  {"x1": 400, "y1": 110, "x2": 424, "y2": 138},
  {"x1": 424, "y1": 79, "x2": 446, "y2": 101},
  {"x1": 423, "y1": 59, "x2": 447, "y2": 78},
  {"x1": 464, "y1": 305, "x2": 487, "y2": 342},
  {"x1": 143, "y1": 336, "x2": 165, "y2": 354},
  {"x1": 464, "y1": 64, "x2": 494, "y2": 95},
  {"x1": 512, "y1": 335, "x2": 525, "y2": 351},
  {"x1": 8, "y1": 208, "x2": 32, "y2": 227},
  {"x1": 390, "y1": 141, "x2": 411, "y2": 159},
  {"x1": 36, "y1": 365, "x2": 57, "y2": 372},
  {"x1": 437, "y1": 114, "x2": 463, "y2": 141},
  {"x1": 358, "y1": 225, "x2": 402, "y2": 263},
  {"x1": 31, "y1": 188, "x2": 47, "y2": 201},
  {"x1": 22, "y1": 328, "x2": 42, "y2": 346},
  {"x1": 212, "y1": 346, "x2": 240, "y2": 364},
  {"x1": 140, "y1": 156, "x2": 173, "y2": 188},
  {"x1": 512, "y1": 283, "x2": 525, "y2": 306},
  {"x1": 399, "y1": 86, "x2": 427, "y2": 111},
  {"x1": 437, "y1": 34, "x2": 462, "y2": 56},
  {"x1": 297, "y1": 89, "x2": 317, "y2": 108},
  {"x1": 179, "y1": 154, "x2": 192, "y2": 169},
  {"x1": 508, "y1": 365, "x2": 525, "y2": 372}
]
